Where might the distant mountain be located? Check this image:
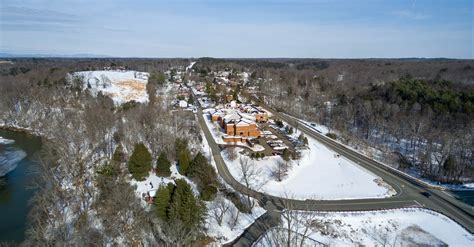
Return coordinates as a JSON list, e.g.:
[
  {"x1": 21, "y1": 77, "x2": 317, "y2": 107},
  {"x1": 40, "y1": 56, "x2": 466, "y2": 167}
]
[{"x1": 0, "y1": 52, "x2": 112, "y2": 58}]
